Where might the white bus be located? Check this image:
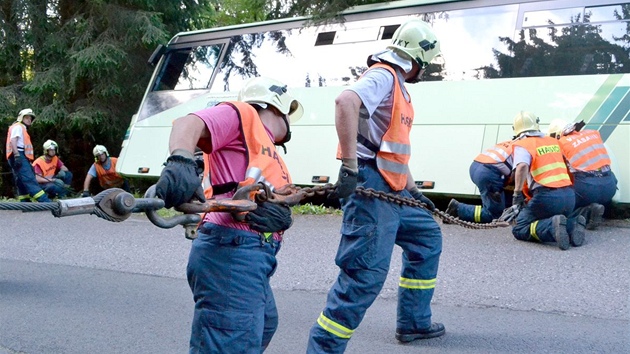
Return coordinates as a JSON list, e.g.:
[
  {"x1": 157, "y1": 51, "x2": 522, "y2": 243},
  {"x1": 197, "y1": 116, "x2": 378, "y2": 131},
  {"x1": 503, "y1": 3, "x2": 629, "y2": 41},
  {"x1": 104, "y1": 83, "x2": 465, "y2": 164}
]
[{"x1": 117, "y1": 0, "x2": 630, "y2": 205}]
